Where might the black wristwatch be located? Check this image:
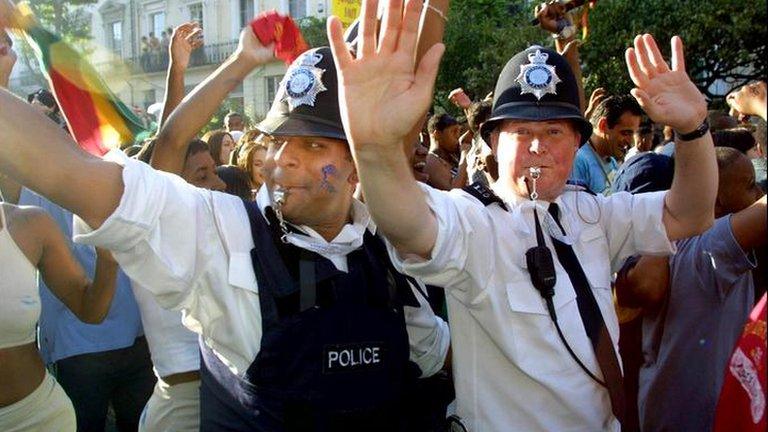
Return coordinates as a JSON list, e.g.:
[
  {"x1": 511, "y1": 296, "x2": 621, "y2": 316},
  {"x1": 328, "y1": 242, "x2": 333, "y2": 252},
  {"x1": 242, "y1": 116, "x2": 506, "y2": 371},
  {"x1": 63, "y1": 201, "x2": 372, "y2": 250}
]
[{"x1": 676, "y1": 119, "x2": 710, "y2": 141}]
